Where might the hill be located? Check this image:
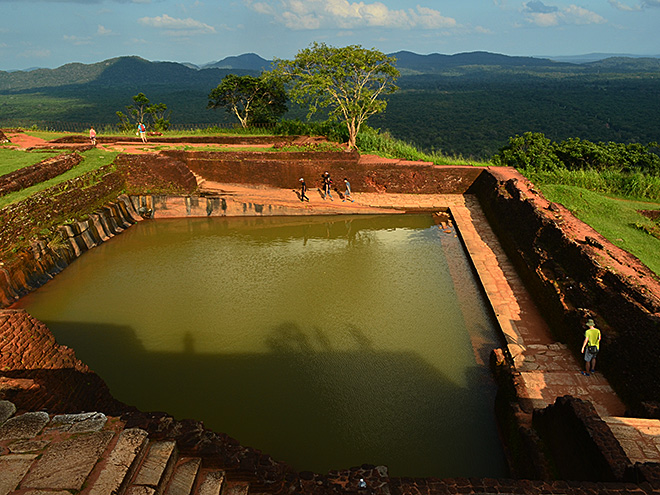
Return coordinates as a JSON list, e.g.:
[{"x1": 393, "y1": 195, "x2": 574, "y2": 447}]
[
  {"x1": 202, "y1": 53, "x2": 271, "y2": 72},
  {"x1": 389, "y1": 50, "x2": 571, "y2": 75},
  {"x1": 1, "y1": 52, "x2": 659, "y2": 158}
]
